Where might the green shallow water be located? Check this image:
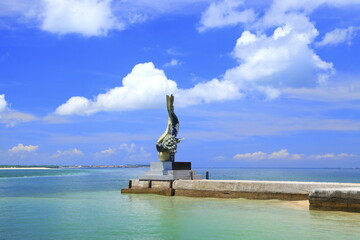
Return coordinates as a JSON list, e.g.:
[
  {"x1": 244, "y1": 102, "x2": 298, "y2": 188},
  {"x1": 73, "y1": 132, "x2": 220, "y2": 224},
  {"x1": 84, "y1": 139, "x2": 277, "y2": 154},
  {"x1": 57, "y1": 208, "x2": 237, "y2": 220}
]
[{"x1": 1, "y1": 168, "x2": 360, "y2": 240}]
